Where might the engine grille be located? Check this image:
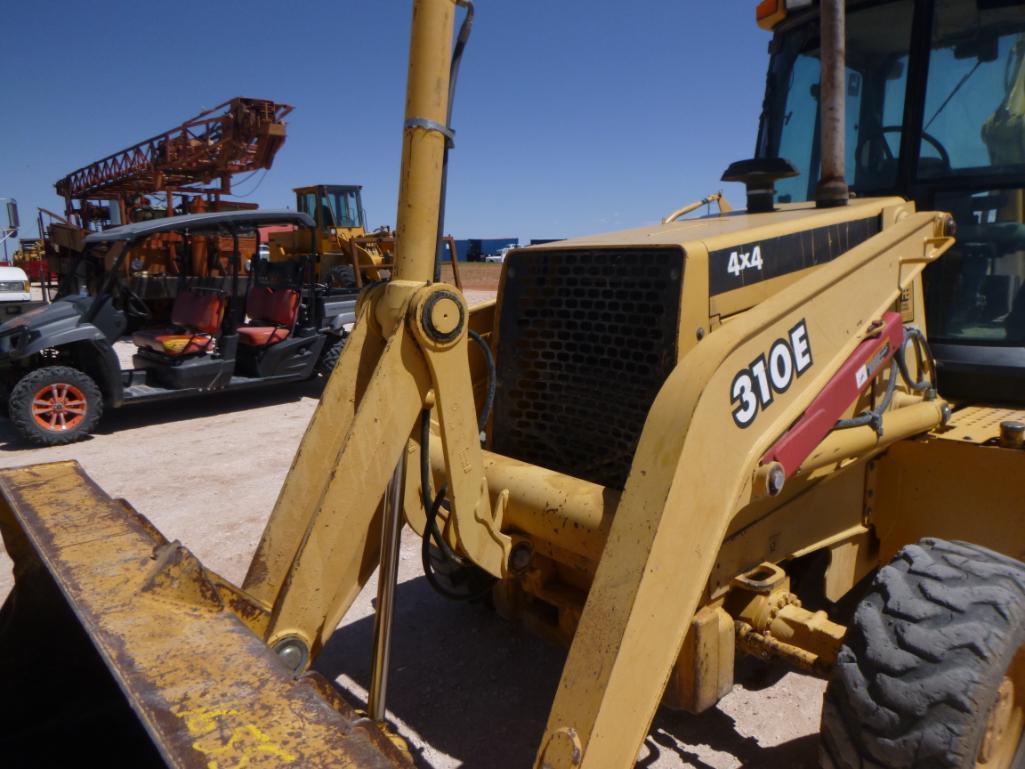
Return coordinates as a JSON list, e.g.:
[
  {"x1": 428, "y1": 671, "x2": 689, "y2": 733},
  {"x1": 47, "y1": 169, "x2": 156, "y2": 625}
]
[{"x1": 492, "y1": 248, "x2": 683, "y2": 490}]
